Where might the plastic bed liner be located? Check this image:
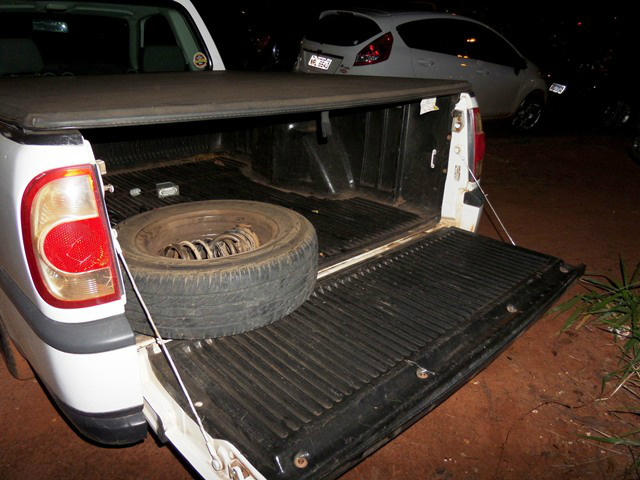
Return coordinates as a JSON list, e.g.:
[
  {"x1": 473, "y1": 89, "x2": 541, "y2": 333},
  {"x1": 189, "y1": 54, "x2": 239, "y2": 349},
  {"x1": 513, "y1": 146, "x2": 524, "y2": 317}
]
[
  {"x1": 104, "y1": 158, "x2": 430, "y2": 263},
  {"x1": 146, "y1": 227, "x2": 583, "y2": 480}
]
